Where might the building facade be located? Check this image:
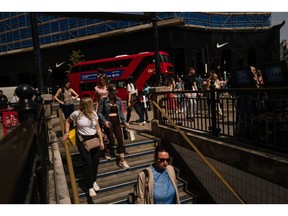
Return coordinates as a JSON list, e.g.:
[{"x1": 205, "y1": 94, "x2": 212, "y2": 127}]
[
  {"x1": 0, "y1": 12, "x2": 283, "y2": 88},
  {"x1": 280, "y1": 39, "x2": 288, "y2": 67}
]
